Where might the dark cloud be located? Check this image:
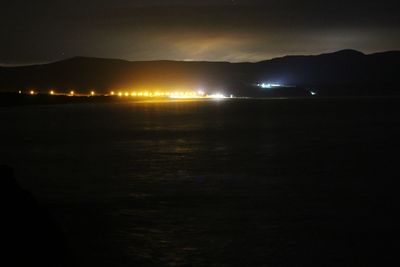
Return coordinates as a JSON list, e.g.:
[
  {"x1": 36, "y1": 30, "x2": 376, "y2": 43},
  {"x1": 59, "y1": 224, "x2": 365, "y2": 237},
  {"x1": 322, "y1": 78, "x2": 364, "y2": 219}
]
[{"x1": 1, "y1": 0, "x2": 399, "y2": 64}]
